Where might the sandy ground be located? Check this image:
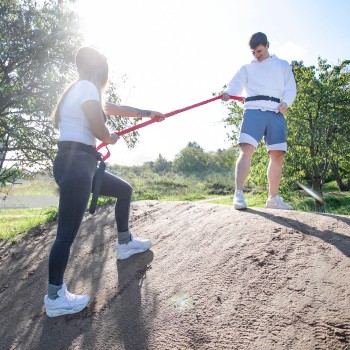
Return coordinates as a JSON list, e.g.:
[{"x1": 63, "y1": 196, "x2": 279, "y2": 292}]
[{"x1": 0, "y1": 200, "x2": 350, "y2": 350}]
